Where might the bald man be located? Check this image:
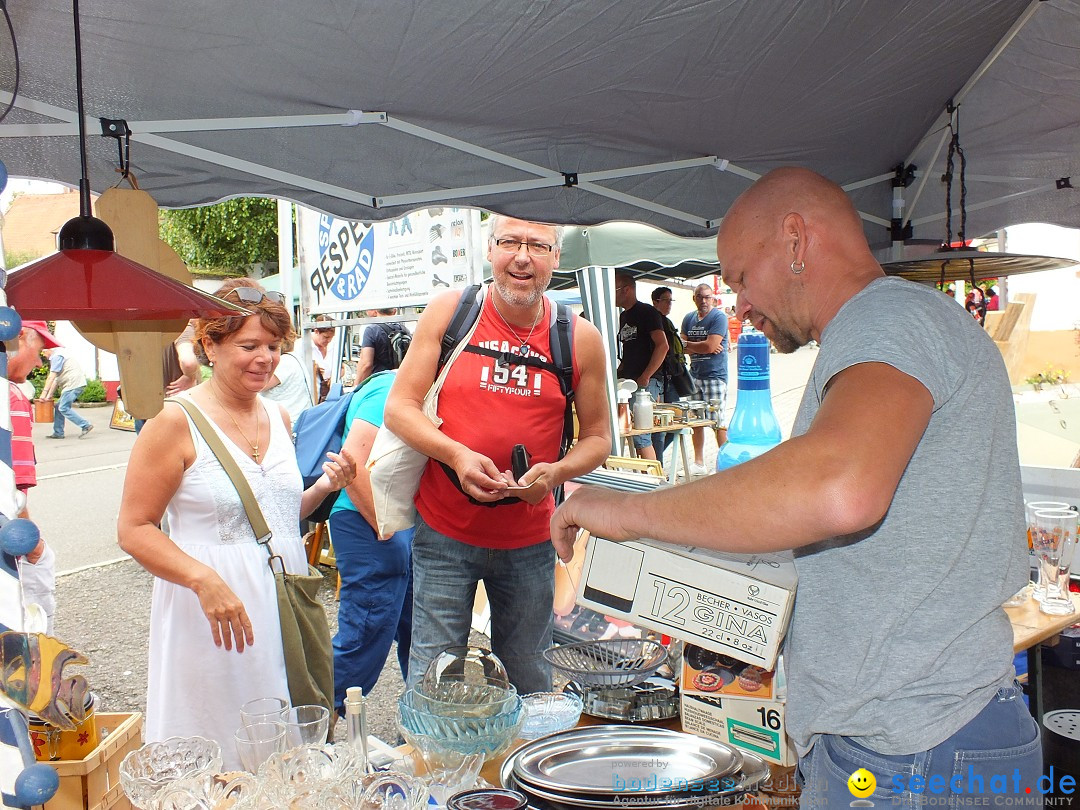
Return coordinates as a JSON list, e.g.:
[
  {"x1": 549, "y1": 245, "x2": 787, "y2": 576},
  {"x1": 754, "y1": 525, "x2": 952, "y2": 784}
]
[{"x1": 552, "y1": 168, "x2": 1038, "y2": 805}]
